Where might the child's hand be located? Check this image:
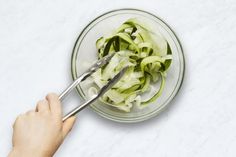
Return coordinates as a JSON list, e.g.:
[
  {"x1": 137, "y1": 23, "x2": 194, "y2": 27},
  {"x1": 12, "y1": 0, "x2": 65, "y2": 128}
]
[{"x1": 8, "y1": 93, "x2": 76, "y2": 157}]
